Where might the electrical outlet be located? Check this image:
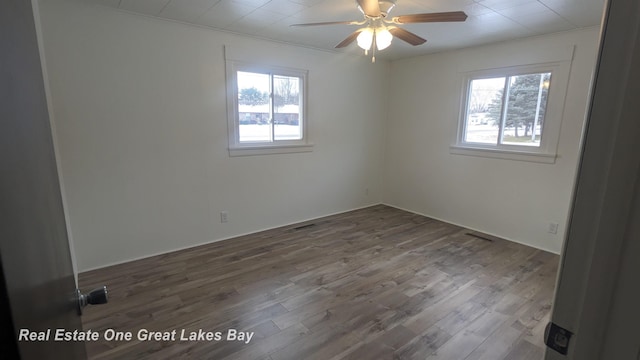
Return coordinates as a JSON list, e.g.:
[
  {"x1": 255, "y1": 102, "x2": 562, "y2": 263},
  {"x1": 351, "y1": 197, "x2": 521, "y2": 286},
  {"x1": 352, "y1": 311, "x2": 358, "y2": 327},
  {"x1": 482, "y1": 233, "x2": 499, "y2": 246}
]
[
  {"x1": 220, "y1": 211, "x2": 228, "y2": 223},
  {"x1": 548, "y1": 222, "x2": 559, "y2": 234},
  {"x1": 365, "y1": 188, "x2": 369, "y2": 196}
]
